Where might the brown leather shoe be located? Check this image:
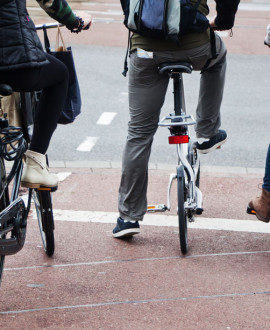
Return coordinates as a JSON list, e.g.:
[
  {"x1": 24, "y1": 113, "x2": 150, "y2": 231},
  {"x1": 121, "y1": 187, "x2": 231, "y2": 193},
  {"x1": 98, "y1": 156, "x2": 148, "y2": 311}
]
[{"x1": 248, "y1": 188, "x2": 270, "y2": 223}]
